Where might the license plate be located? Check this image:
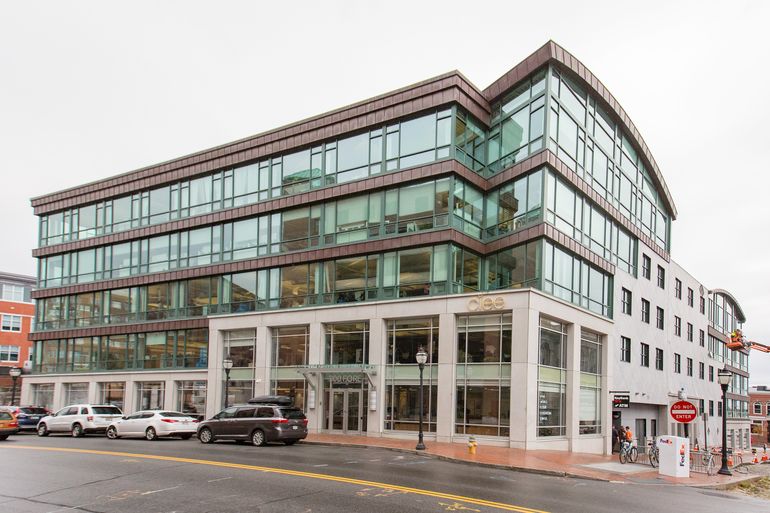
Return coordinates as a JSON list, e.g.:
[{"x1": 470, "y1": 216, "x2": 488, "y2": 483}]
[{"x1": 292, "y1": 425, "x2": 298, "y2": 430}]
